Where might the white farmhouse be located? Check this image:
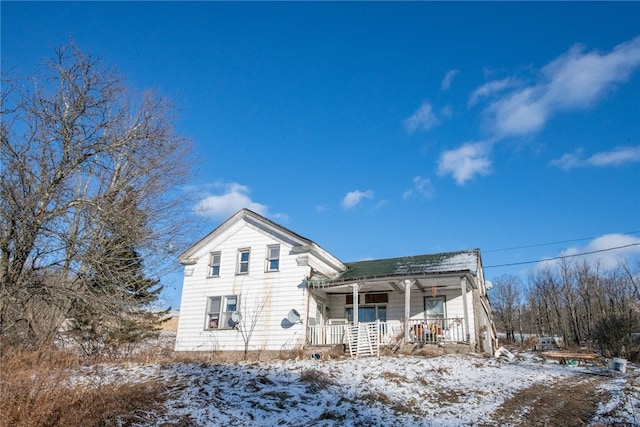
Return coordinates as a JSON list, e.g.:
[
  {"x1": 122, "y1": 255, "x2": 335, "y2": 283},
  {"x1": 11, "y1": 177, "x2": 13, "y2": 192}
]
[{"x1": 175, "y1": 209, "x2": 497, "y2": 356}]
